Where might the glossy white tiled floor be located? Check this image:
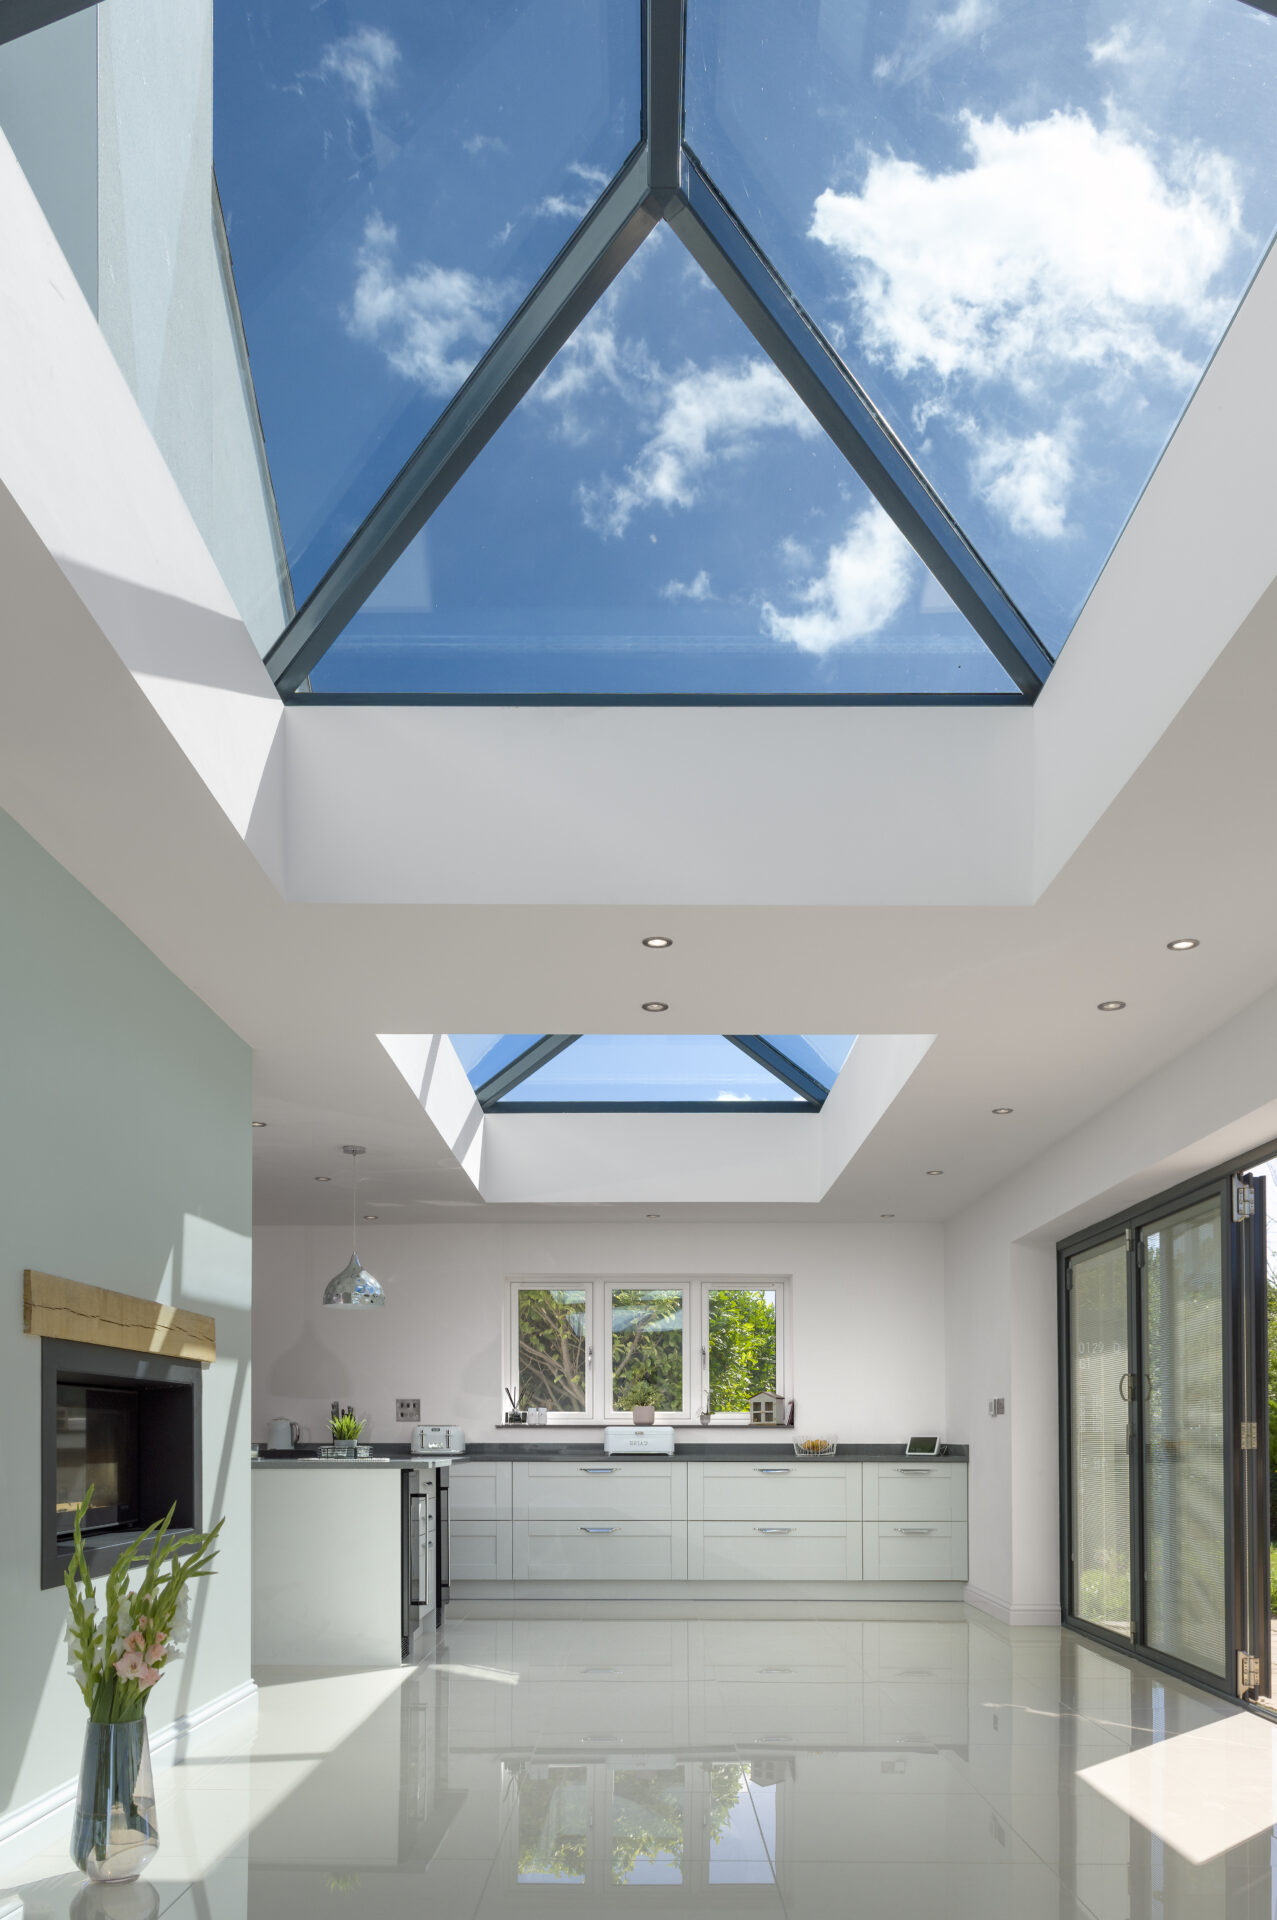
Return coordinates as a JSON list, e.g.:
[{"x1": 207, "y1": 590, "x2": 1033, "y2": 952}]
[{"x1": 6, "y1": 1604, "x2": 1277, "y2": 1918}]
